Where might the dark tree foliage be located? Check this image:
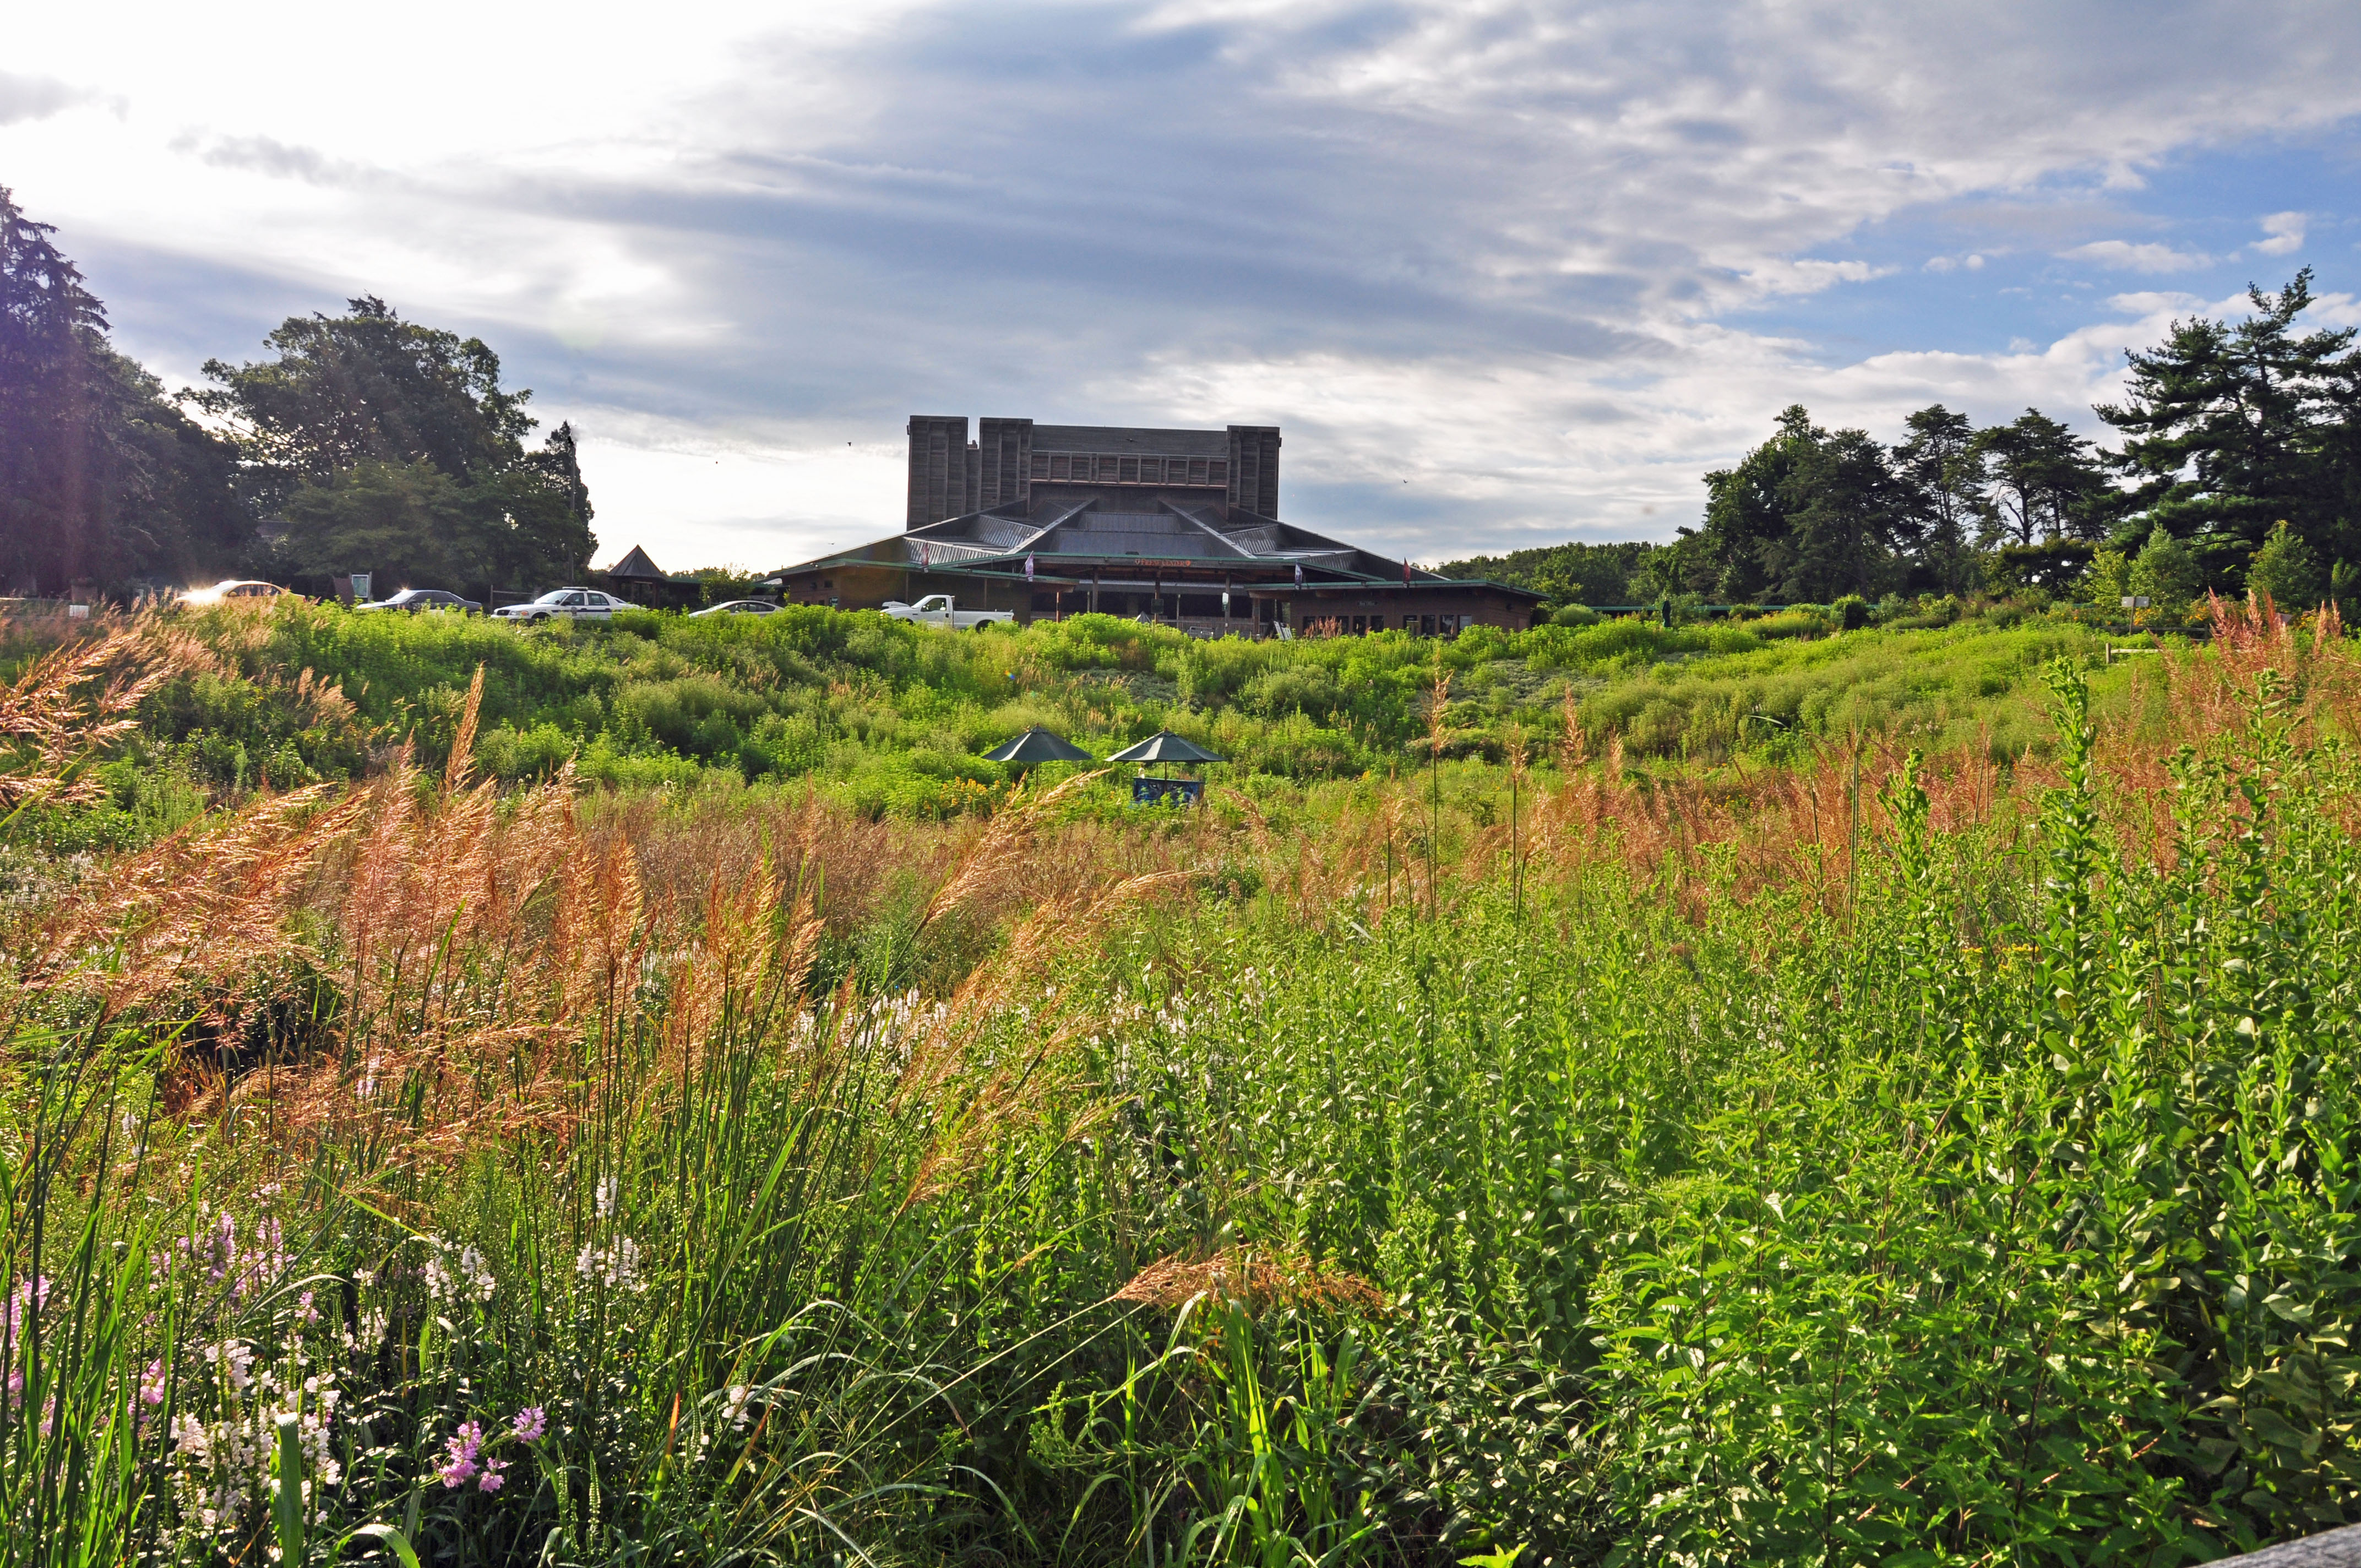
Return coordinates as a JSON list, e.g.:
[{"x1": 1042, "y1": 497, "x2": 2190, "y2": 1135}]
[
  {"x1": 1432, "y1": 540, "x2": 1660, "y2": 607},
  {"x1": 198, "y1": 297, "x2": 595, "y2": 591},
  {"x1": 2097, "y1": 269, "x2": 2361, "y2": 578},
  {"x1": 1971, "y1": 409, "x2": 2112, "y2": 546},
  {"x1": 0, "y1": 186, "x2": 246, "y2": 595},
  {"x1": 1673, "y1": 406, "x2": 1914, "y2": 602},
  {"x1": 1892, "y1": 405, "x2": 1984, "y2": 593}
]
